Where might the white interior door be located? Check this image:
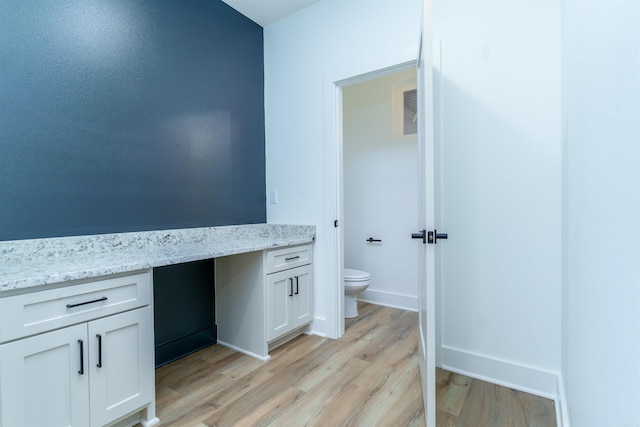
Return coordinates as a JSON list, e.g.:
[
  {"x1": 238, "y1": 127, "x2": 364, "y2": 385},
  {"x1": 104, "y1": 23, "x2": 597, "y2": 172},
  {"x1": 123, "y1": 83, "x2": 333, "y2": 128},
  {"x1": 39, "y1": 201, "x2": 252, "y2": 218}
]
[{"x1": 417, "y1": 0, "x2": 436, "y2": 425}]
